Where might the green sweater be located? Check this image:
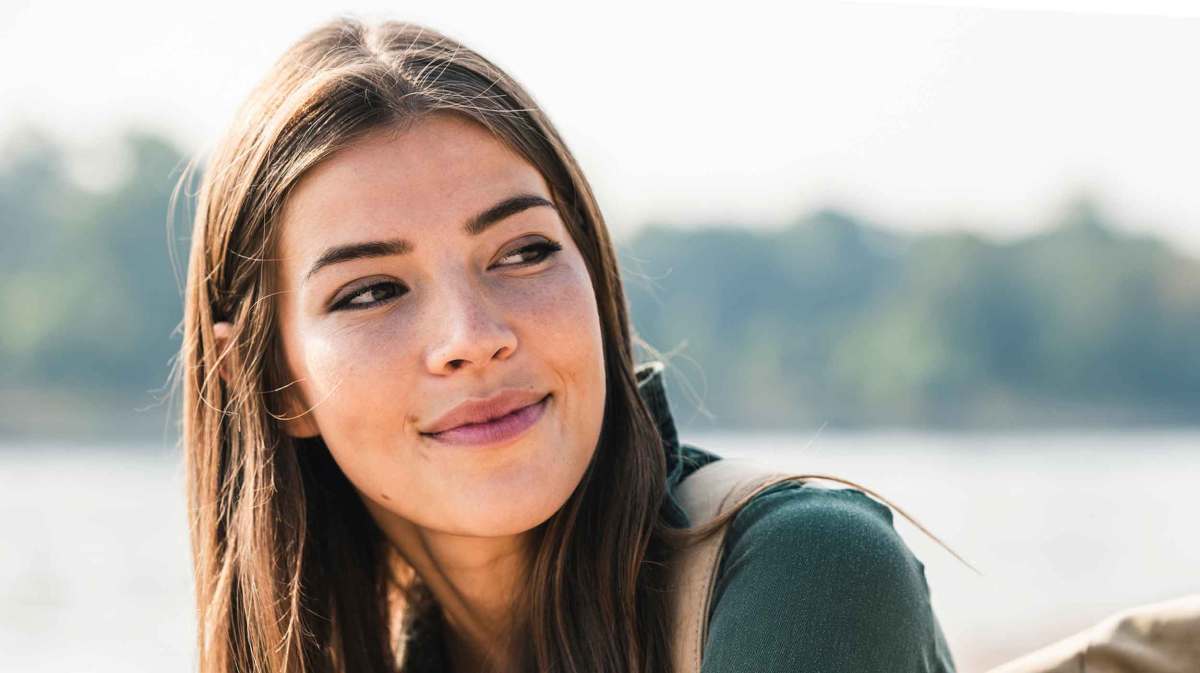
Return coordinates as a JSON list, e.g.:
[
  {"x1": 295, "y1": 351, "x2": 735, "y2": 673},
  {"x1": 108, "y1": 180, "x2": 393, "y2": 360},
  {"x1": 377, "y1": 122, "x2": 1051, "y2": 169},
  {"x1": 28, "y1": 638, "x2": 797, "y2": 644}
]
[
  {"x1": 645, "y1": 361, "x2": 957, "y2": 673},
  {"x1": 673, "y1": 444, "x2": 957, "y2": 672},
  {"x1": 399, "y1": 362, "x2": 957, "y2": 672}
]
